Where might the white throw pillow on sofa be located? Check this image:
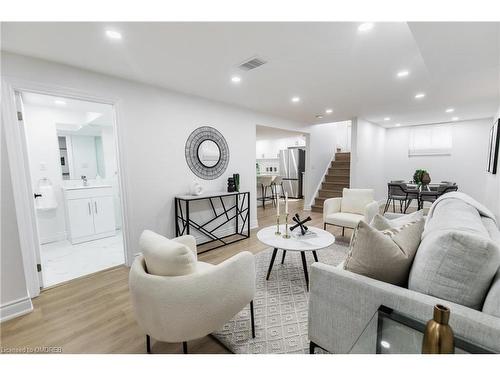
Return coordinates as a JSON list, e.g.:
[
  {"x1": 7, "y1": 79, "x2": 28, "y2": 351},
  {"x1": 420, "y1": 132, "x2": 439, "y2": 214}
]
[
  {"x1": 371, "y1": 210, "x2": 425, "y2": 231},
  {"x1": 409, "y1": 230, "x2": 500, "y2": 310},
  {"x1": 408, "y1": 199, "x2": 500, "y2": 310},
  {"x1": 139, "y1": 230, "x2": 197, "y2": 276},
  {"x1": 341, "y1": 188, "x2": 374, "y2": 215},
  {"x1": 344, "y1": 218, "x2": 425, "y2": 286}
]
